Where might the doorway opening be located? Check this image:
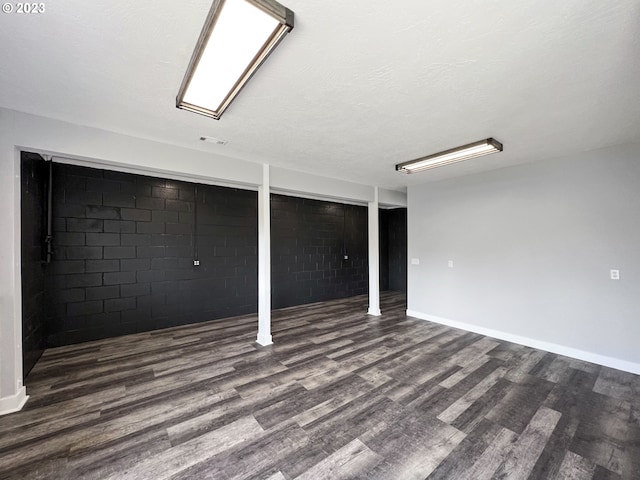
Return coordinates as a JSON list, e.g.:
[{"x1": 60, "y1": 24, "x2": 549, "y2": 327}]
[{"x1": 379, "y1": 207, "x2": 408, "y2": 307}]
